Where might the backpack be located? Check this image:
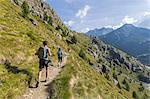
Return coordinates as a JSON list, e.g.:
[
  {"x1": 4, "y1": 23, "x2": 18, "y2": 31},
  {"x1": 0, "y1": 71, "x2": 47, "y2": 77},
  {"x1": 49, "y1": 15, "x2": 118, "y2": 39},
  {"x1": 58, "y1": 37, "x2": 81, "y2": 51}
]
[
  {"x1": 58, "y1": 51, "x2": 62, "y2": 58},
  {"x1": 36, "y1": 47, "x2": 48, "y2": 59}
]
